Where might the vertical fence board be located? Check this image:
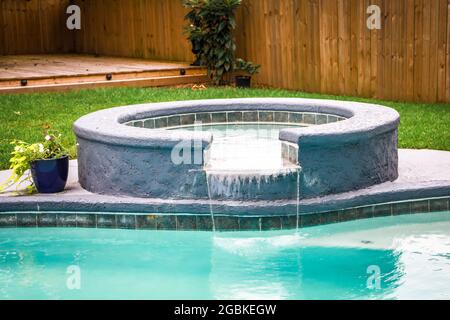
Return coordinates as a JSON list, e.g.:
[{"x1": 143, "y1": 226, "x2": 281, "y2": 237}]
[
  {"x1": 437, "y1": 0, "x2": 447, "y2": 101},
  {"x1": 405, "y1": 0, "x2": 415, "y2": 101}
]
